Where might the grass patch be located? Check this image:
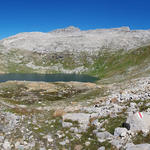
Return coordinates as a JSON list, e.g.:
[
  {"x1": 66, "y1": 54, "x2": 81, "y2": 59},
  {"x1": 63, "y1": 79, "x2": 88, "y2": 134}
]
[
  {"x1": 0, "y1": 82, "x2": 88, "y2": 105},
  {"x1": 5, "y1": 107, "x2": 41, "y2": 116},
  {"x1": 133, "y1": 131, "x2": 150, "y2": 144},
  {"x1": 103, "y1": 115, "x2": 127, "y2": 134},
  {"x1": 64, "y1": 119, "x2": 79, "y2": 126},
  {"x1": 89, "y1": 46, "x2": 150, "y2": 80},
  {"x1": 71, "y1": 87, "x2": 107, "y2": 102},
  {"x1": 0, "y1": 83, "x2": 27, "y2": 99}
]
